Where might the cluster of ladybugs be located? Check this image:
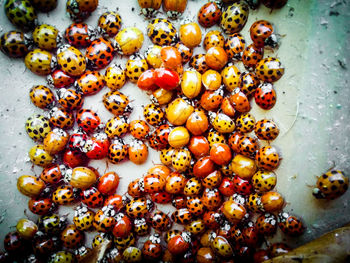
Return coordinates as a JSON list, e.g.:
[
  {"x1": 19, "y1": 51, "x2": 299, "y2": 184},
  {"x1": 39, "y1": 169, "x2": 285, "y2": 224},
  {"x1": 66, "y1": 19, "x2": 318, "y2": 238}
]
[{"x1": 1, "y1": 0, "x2": 349, "y2": 262}]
